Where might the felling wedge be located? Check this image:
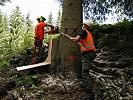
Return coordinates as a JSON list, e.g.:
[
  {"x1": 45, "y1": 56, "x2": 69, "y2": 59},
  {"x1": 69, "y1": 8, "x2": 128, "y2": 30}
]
[{"x1": 16, "y1": 40, "x2": 52, "y2": 71}]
